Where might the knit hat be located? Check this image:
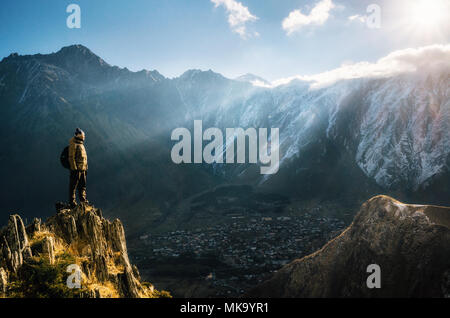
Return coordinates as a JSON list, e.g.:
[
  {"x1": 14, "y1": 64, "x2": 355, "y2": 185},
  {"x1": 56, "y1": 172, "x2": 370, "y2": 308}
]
[{"x1": 75, "y1": 128, "x2": 85, "y2": 136}]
